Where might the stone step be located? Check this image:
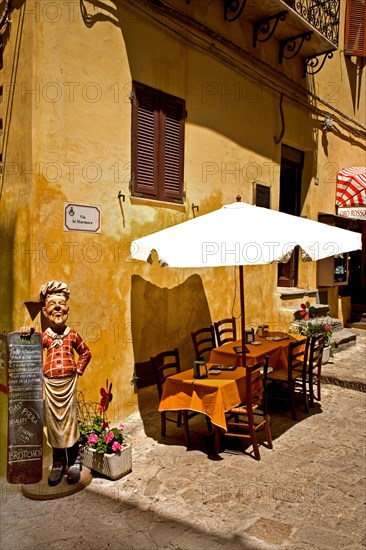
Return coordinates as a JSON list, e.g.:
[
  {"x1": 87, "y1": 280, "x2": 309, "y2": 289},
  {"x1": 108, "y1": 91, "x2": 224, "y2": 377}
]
[
  {"x1": 351, "y1": 312, "x2": 366, "y2": 322},
  {"x1": 320, "y1": 328, "x2": 365, "y2": 392},
  {"x1": 291, "y1": 316, "x2": 343, "y2": 332},
  {"x1": 329, "y1": 328, "x2": 357, "y2": 353},
  {"x1": 281, "y1": 301, "x2": 359, "y2": 352},
  {"x1": 277, "y1": 288, "x2": 317, "y2": 309},
  {"x1": 290, "y1": 320, "x2": 357, "y2": 351},
  {"x1": 321, "y1": 375, "x2": 366, "y2": 392},
  {"x1": 347, "y1": 321, "x2": 366, "y2": 330},
  {"x1": 292, "y1": 303, "x2": 330, "y2": 320}
]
